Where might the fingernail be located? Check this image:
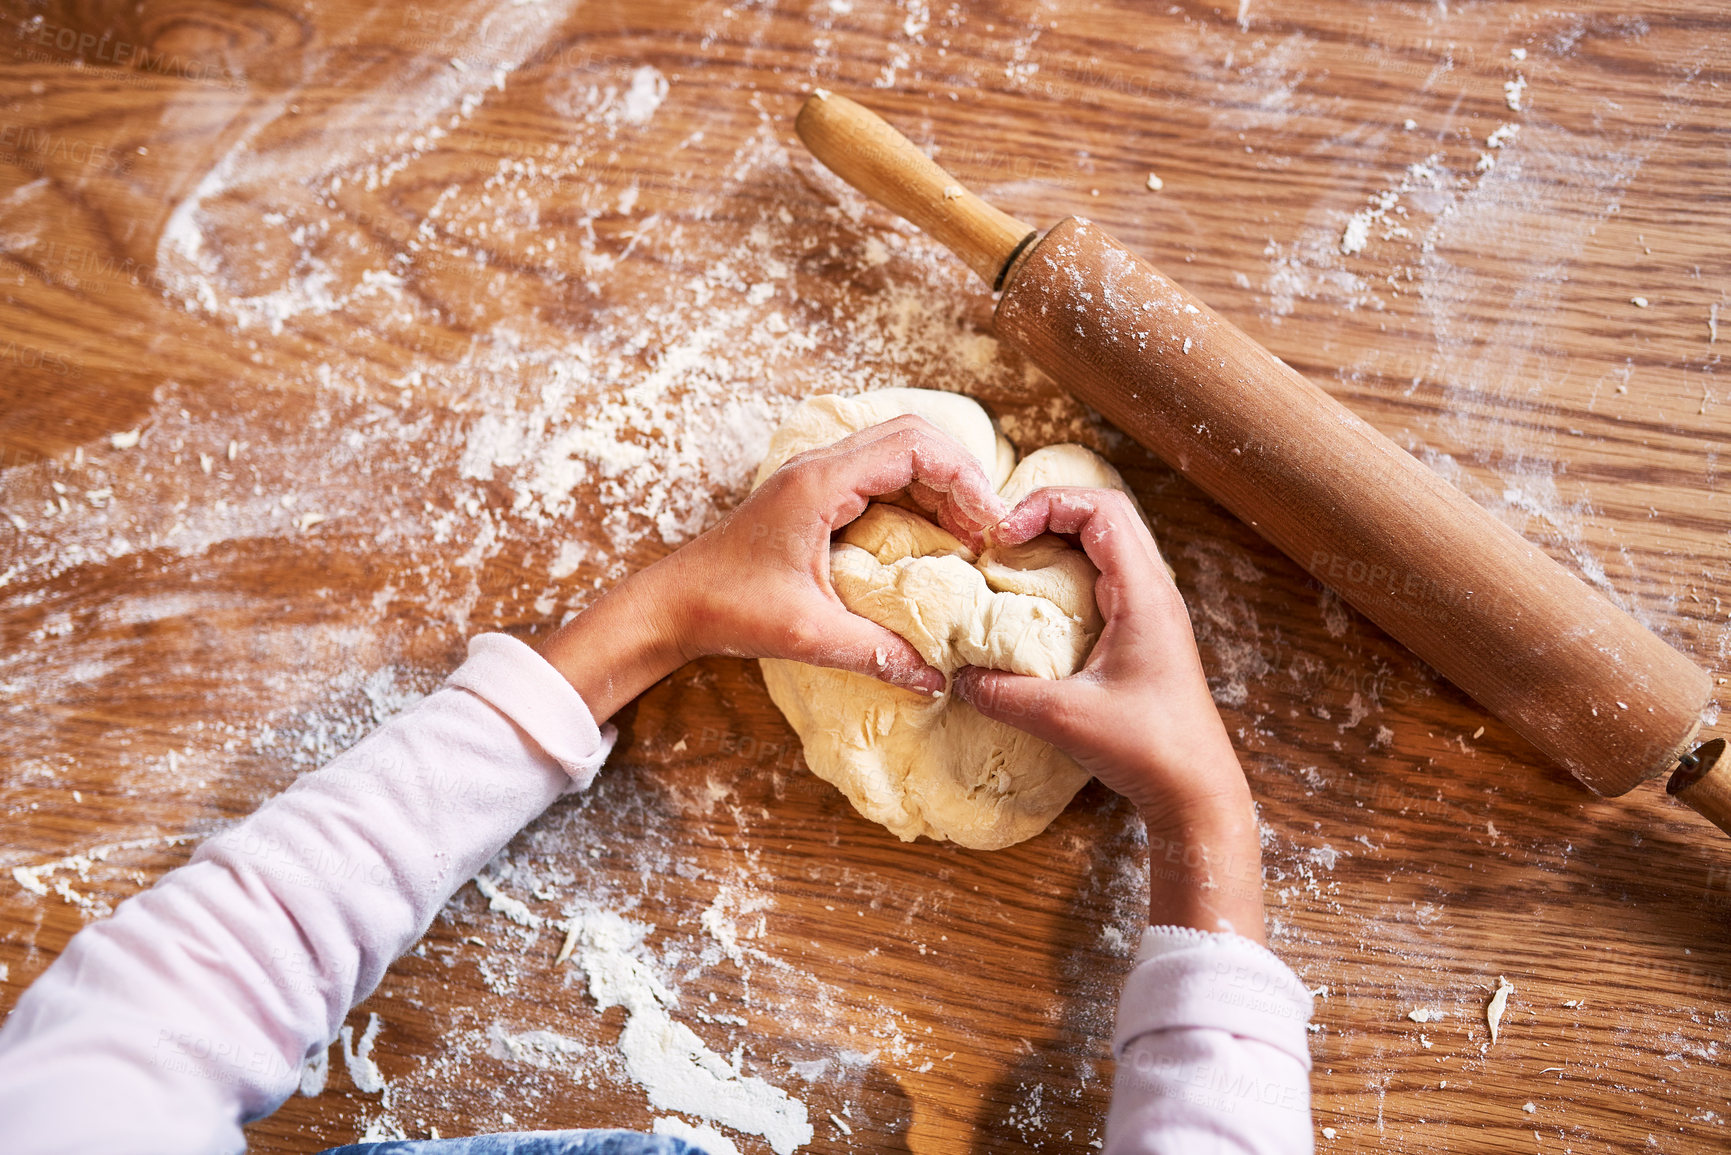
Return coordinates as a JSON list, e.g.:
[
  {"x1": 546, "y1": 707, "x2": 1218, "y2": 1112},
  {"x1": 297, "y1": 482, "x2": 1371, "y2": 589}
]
[{"x1": 908, "y1": 666, "x2": 945, "y2": 696}]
